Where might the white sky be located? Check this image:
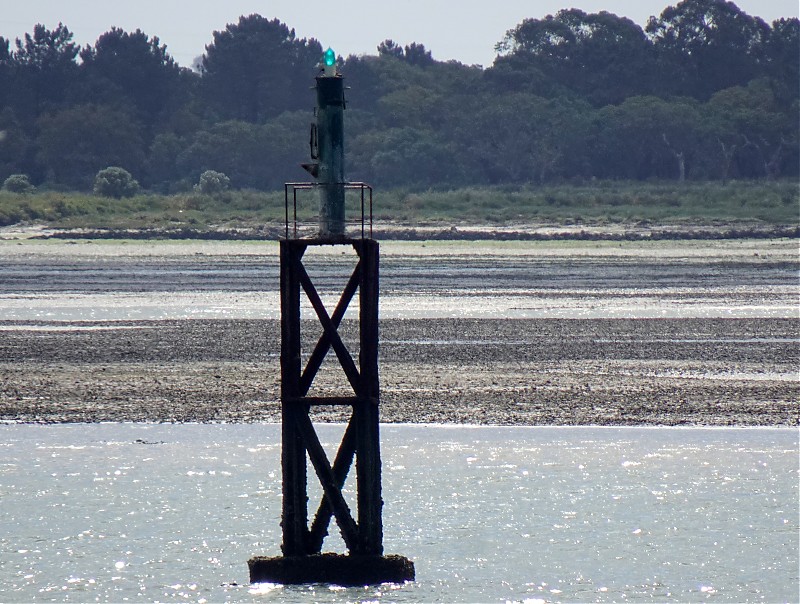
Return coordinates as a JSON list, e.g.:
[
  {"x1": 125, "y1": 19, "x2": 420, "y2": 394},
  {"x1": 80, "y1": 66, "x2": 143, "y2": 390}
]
[{"x1": 2, "y1": 0, "x2": 797, "y2": 68}]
